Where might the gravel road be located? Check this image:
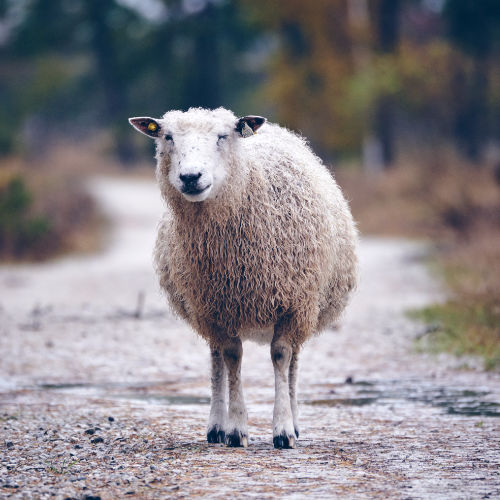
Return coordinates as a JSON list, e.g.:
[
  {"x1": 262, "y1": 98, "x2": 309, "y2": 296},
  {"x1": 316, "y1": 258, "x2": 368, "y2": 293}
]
[{"x1": 1, "y1": 177, "x2": 499, "y2": 499}]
